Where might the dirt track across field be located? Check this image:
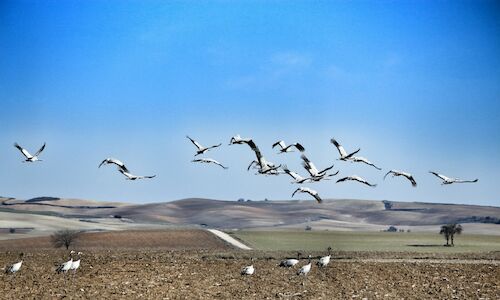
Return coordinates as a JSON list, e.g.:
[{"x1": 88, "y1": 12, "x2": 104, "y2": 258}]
[{"x1": 207, "y1": 229, "x2": 252, "y2": 250}]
